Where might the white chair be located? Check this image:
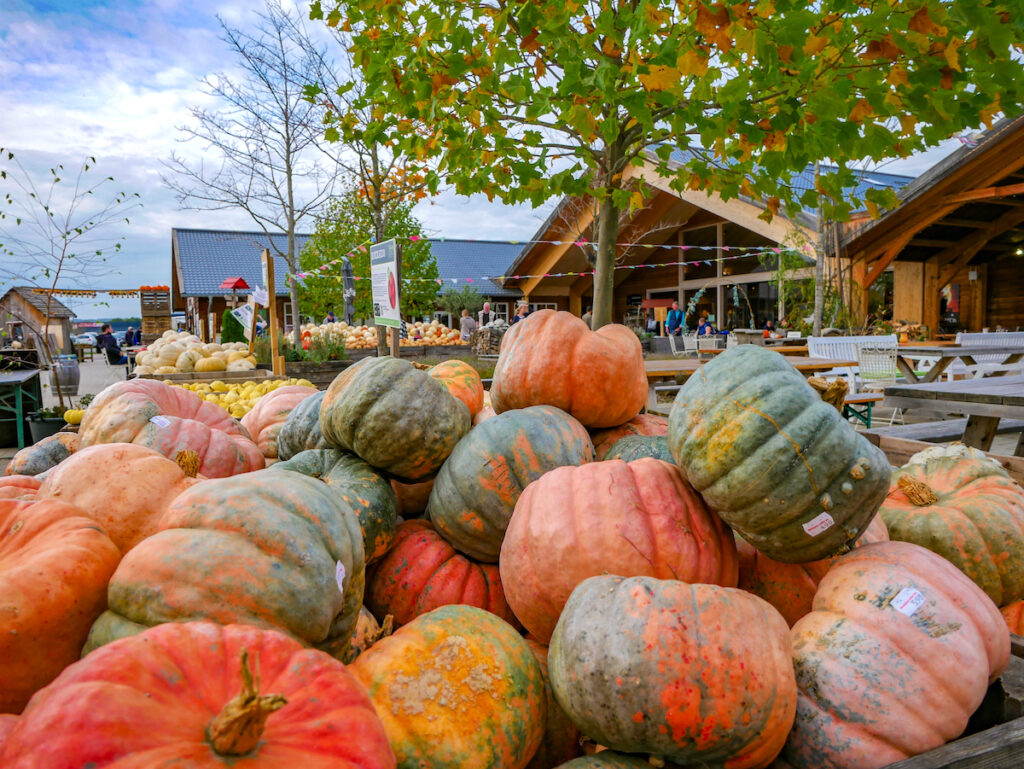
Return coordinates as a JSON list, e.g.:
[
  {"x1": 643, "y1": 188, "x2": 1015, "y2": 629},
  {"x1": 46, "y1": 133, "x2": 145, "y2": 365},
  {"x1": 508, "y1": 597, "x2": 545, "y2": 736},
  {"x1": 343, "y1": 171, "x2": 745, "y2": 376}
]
[{"x1": 857, "y1": 346, "x2": 903, "y2": 425}]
